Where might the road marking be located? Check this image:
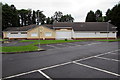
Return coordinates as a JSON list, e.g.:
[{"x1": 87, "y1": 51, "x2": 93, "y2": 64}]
[
  {"x1": 95, "y1": 56, "x2": 120, "y2": 62},
  {"x1": 39, "y1": 62, "x2": 72, "y2": 71},
  {"x1": 75, "y1": 49, "x2": 120, "y2": 62},
  {"x1": 73, "y1": 61, "x2": 120, "y2": 77},
  {"x1": 2, "y1": 70, "x2": 37, "y2": 79},
  {"x1": 56, "y1": 44, "x2": 68, "y2": 47},
  {"x1": 86, "y1": 42, "x2": 101, "y2": 46},
  {"x1": 38, "y1": 70, "x2": 52, "y2": 80},
  {"x1": 2, "y1": 62, "x2": 72, "y2": 80},
  {"x1": 46, "y1": 45, "x2": 58, "y2": 49},
  {"x1": 2, "y1": 49, "x2": 120, "y2": 79},
  {"x1": 66, "y1": 43, "x2": 78, "y2": 46},
  {"x1": 110, "y1": 53, "x2": 118, "y2": 55}
]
